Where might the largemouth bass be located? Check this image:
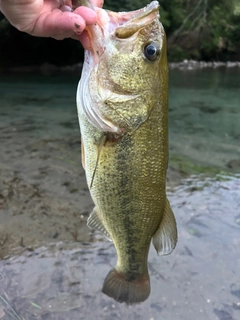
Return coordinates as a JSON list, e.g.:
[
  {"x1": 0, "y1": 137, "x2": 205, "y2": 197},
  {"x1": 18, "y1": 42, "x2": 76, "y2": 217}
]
[{"x1": 76, "y1": 0, "x2": 177, "y2": 305}]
